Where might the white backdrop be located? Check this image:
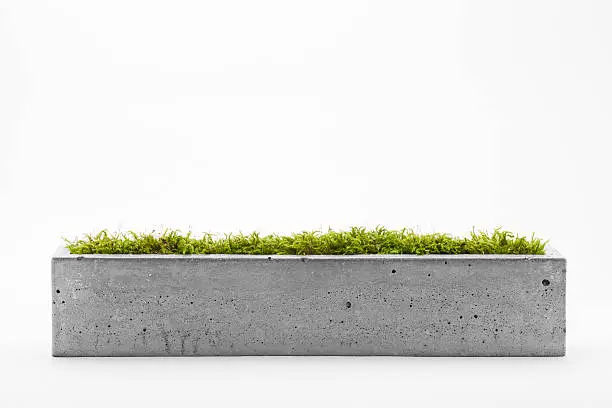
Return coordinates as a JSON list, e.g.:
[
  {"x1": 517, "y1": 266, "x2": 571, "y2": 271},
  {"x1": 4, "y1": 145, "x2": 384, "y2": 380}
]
[{"x1": 1, "y1": 1, "x2": 611, "y2": 406}]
